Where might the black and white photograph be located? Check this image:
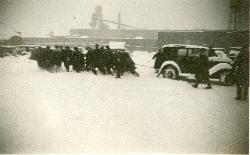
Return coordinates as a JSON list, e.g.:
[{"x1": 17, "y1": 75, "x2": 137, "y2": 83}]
[{"x1": 0, "y1": 0, "x2": 249, "y2": 154}]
